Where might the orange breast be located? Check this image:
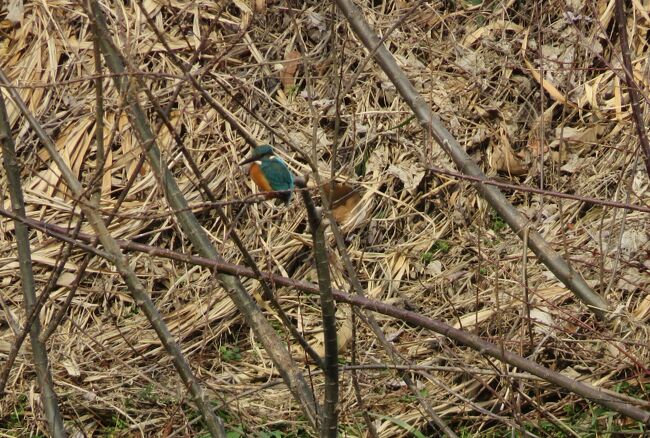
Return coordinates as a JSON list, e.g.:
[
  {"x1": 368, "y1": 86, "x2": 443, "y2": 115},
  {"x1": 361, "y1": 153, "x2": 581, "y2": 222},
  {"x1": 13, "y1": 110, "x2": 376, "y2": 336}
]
[{"x1": 249, "y1": 162, "x2": 273, "y2": 192}]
